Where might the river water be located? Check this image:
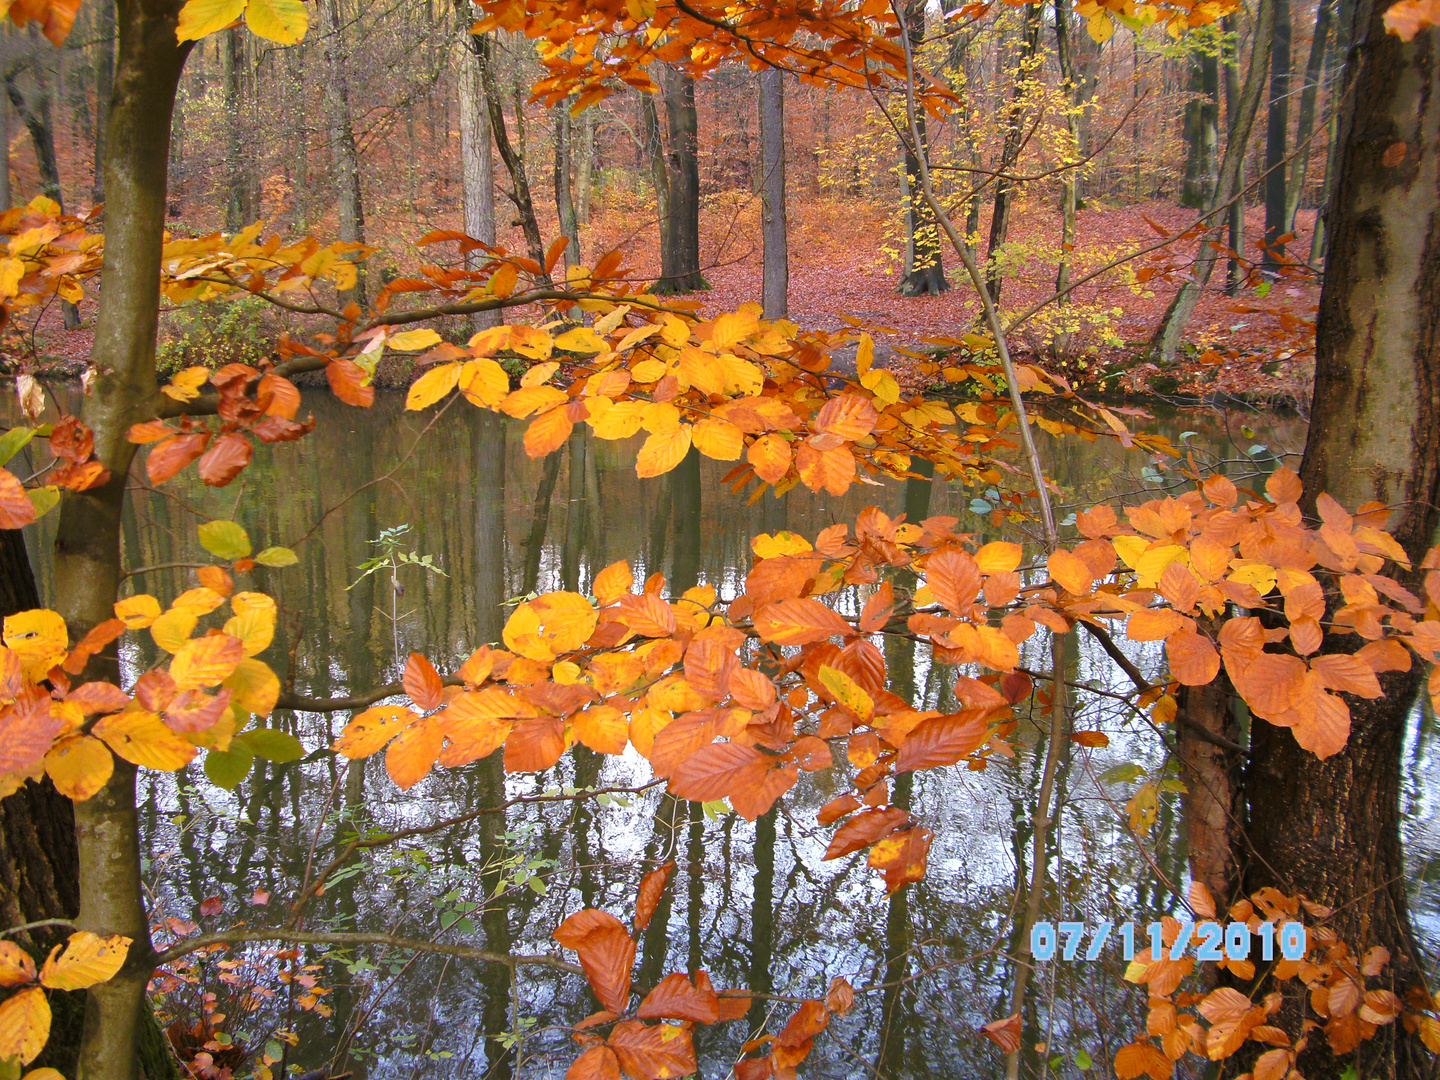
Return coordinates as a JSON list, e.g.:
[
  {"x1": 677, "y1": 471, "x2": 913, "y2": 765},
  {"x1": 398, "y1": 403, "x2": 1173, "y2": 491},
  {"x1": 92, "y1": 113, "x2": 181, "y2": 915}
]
[{"x1": 13, "y1": 394, "x2": 1437, "y2": 1079}]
